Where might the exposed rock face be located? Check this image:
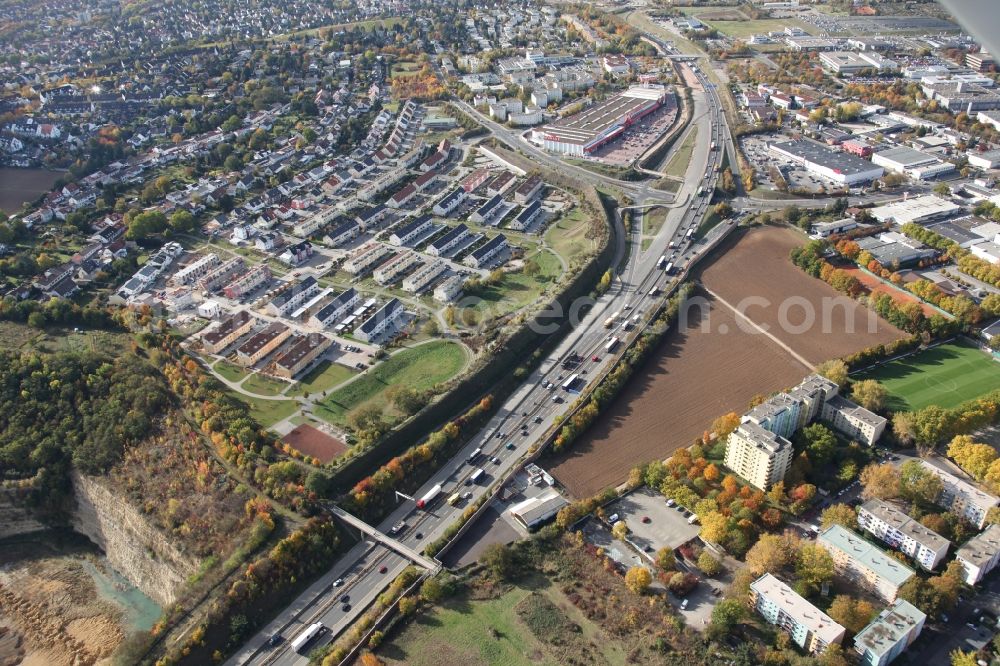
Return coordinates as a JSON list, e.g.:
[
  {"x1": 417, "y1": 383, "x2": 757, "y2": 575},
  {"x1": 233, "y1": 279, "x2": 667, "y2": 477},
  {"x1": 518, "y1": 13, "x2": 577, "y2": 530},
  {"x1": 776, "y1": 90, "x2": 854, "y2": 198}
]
[
  {"x1": 71, "y1": 471, "x2": 198, "y2": 607},
  {"x1": 0, "y1": 491, "x2": 46, "y2": 540}
]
